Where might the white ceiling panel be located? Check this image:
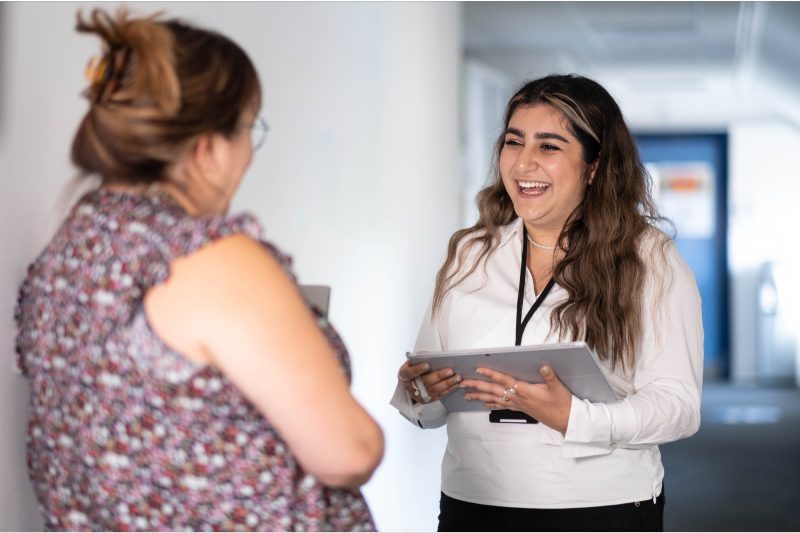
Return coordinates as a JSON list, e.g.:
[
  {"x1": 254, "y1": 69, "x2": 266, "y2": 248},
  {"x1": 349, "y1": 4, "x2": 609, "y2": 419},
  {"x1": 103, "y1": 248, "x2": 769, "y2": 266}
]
[
  {"x1": 463, "y1": 2, "x2": 800, "y2": 130},
  {"x1": 464, "y1": 2, "x2": 742, "y2": 67}
]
